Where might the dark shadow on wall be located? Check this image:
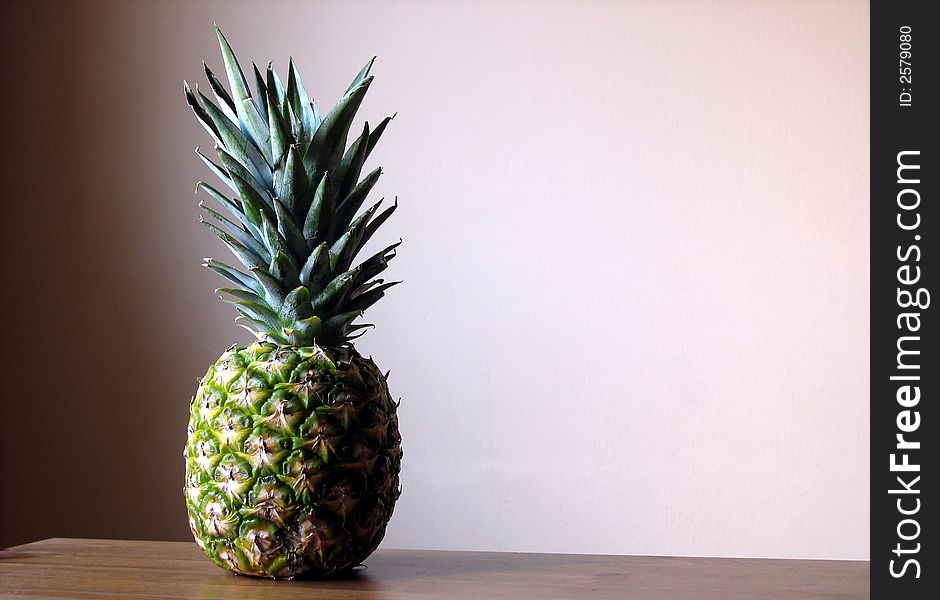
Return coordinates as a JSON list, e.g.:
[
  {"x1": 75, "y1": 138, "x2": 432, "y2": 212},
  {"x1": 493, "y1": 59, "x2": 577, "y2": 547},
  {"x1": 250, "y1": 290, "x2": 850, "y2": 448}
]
[{"x1": 0, "y1": 0, "x2": 195, "y2": 548}]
